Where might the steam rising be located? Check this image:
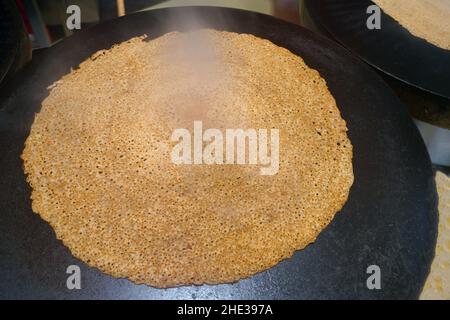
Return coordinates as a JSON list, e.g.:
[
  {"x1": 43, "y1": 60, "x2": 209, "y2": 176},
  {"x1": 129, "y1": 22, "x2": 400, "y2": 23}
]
[{"x1": 150, "y1": 11, "x2": 237, "y2": 128}]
